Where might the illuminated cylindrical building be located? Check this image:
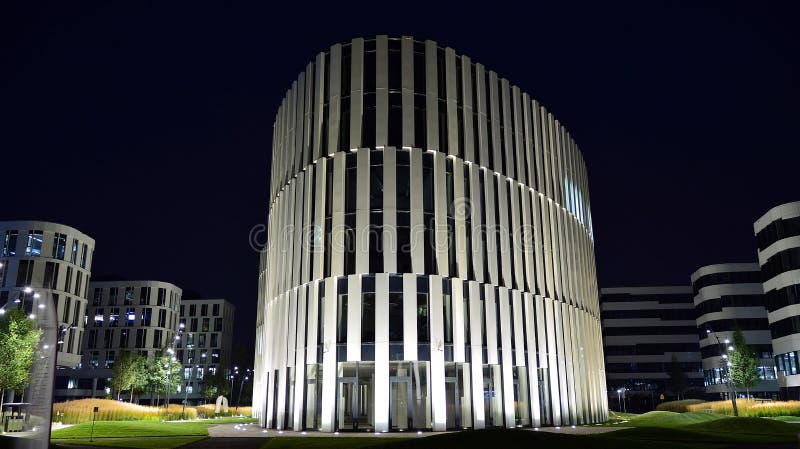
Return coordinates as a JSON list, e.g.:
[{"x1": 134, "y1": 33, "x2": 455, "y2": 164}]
[{"x1": 253, "y1": 35, "x2": 606, "y2": 432}]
